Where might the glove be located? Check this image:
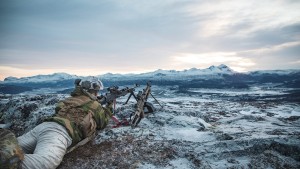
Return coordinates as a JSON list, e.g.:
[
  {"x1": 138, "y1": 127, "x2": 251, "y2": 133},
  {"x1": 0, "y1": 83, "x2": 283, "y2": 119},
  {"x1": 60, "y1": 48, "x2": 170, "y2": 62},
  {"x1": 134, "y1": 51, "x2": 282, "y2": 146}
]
[
  {"x1": 97, "y1": 95, "x2": 104, "y2": 100},
  {"x1": 107, "y1": 101, "x2": 114, "y2": 109},
  {"x1": 97, "y1": 95, "x2": 107, "y2": 105}
]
